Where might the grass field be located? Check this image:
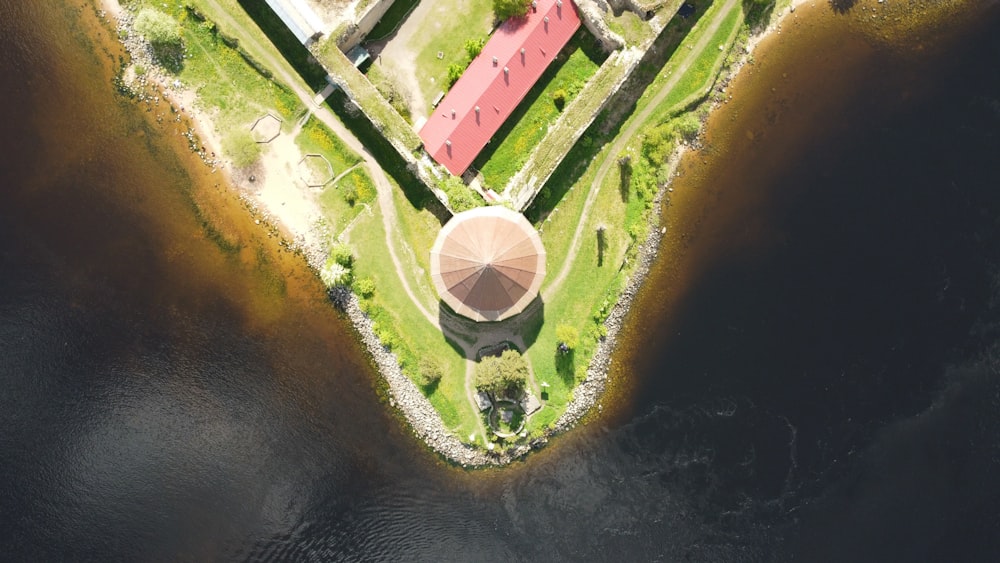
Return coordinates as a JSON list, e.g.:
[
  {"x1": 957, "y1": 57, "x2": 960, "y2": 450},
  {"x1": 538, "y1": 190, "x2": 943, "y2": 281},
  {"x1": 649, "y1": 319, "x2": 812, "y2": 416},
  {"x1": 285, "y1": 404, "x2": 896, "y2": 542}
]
[
  {"x1": 474, "y1": 31, "x2": 604, "y2": 190},
  {"x1": 140, "y1": 0, "x2": 753, "y2": 453},
  {"x1": 410, "y1": 0, "x2": 494, "y2": 117},
  {"x1": 124, "y1": 0, "x2": 306, "y2": 154}
]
